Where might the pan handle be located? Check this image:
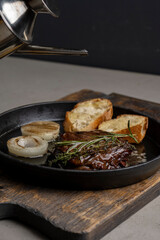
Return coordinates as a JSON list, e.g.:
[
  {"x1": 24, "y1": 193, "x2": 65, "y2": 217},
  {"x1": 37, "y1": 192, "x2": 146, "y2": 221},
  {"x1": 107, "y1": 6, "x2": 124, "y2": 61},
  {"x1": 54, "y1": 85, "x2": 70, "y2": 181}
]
[{"x1": 16, "y1": 45, "x2": 88, "y2": 56}]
